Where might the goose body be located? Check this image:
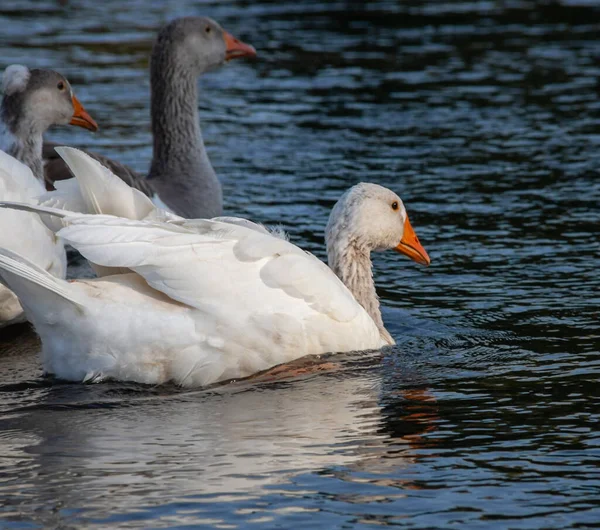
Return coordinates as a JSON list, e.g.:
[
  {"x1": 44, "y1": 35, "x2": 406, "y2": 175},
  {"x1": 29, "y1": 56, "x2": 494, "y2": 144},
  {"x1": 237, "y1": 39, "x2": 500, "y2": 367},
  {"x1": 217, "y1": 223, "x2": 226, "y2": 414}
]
[
  {"x1": 0, "y1": 212, "x2": 385, "y2": 385},
  {"x1": 43, "y1": 16, "x2": 256, "y2": 218},
  {"x1": 0, "y1": 150, "x2": 430, "y2": 386}
]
